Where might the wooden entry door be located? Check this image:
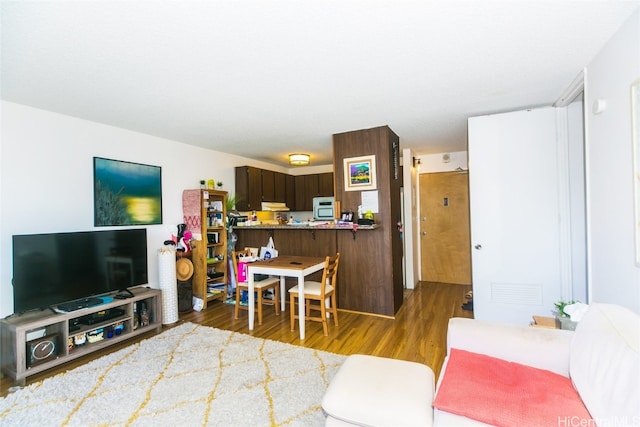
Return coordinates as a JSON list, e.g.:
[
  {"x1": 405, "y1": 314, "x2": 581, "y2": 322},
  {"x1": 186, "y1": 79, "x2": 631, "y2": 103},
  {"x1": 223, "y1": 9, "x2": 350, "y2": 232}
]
[{"x1": 420, "y1": 171, "x2": 471, "y2": 285}]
